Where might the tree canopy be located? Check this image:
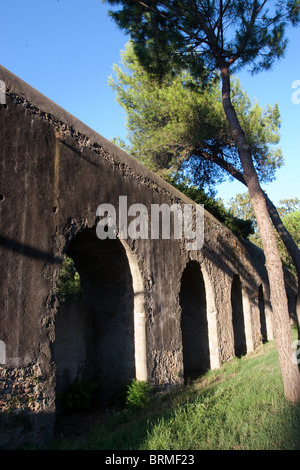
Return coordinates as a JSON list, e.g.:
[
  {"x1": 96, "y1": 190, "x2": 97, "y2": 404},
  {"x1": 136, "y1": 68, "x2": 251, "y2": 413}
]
[
  {"x1": 106, "y1": 0, "x2": 300, "y2": 77},
  {"x1": 109, "y1": 41, "x2": 283, "y2": 193},
  {"x1": 104, "y1": 0, "x2": 300, "y2": 402},
  {"x1": 229, "y1": 194, "x2": 300, "y2": 272}
]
